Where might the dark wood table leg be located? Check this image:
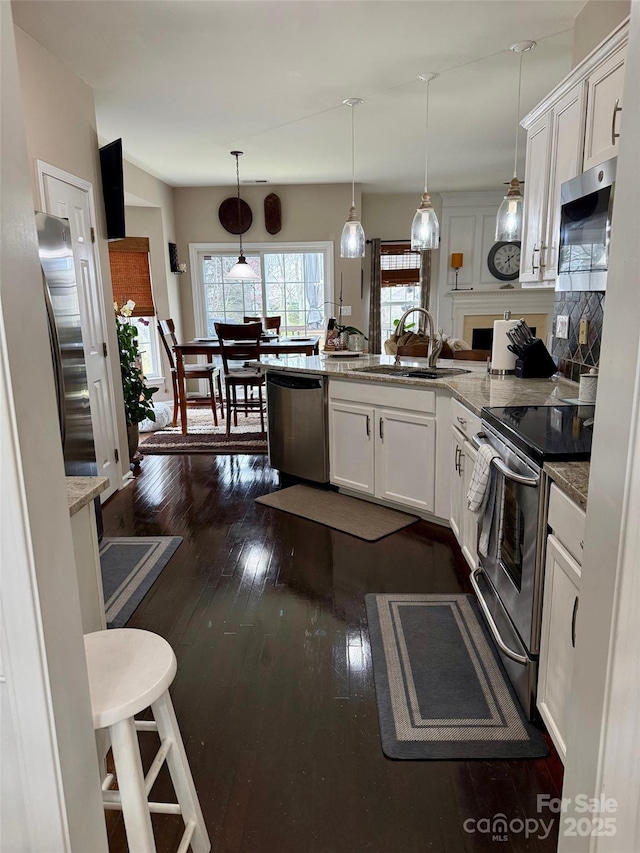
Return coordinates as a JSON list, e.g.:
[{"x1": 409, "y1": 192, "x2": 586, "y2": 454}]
[{"x1": 175, "y1": 348, "x2": 188, "y2": 435}]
